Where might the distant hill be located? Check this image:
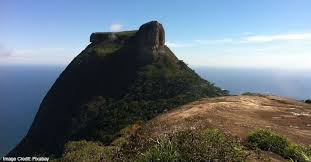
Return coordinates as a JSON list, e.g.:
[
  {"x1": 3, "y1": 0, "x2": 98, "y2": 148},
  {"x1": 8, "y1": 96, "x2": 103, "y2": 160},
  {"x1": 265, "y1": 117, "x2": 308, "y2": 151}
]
[{"x1": 8, "y1": 21, "x2": 227, "y2": 157}]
